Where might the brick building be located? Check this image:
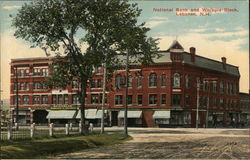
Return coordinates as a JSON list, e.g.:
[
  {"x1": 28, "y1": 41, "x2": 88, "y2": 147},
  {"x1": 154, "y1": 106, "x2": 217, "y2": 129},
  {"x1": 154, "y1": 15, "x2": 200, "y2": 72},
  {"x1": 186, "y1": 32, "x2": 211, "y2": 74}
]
[
  {"x1": 239, "y1": 92, "x2": 250, "y2": 127},
  {"x1": 10, "y1": 41, "x2": 241, "y2": 127}
]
